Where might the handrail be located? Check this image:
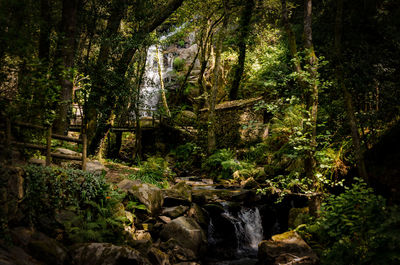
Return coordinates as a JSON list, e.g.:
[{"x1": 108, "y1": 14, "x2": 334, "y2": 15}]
[{"x1": 1, "y1": 118, "x2": 87, "y2": 170}]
